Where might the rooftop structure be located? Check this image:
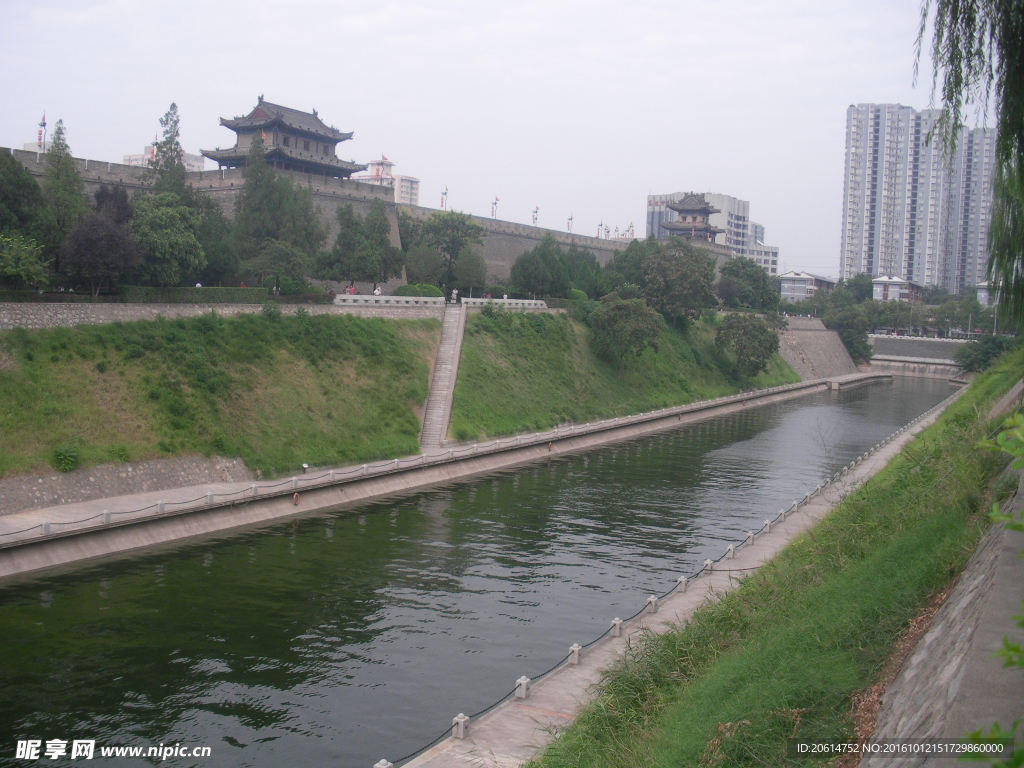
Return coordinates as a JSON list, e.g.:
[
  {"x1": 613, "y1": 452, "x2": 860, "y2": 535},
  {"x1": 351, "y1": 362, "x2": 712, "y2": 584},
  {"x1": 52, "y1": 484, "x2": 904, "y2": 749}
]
[
  {"x1": 660, "y1": 193, "x2": 725, "y2": 243},
  {"x1": 352, "y1": 156, "x2": 420, "y2": 206},
  {"x1": 201, "y1": 96, "x2": 367, "y2": 178},
  {"x1": 779, "y1": 271, "x2": 836, "y2": 303},
  {"x1": 872, "y1": 275, "x2": 924, "y2": 303}
]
